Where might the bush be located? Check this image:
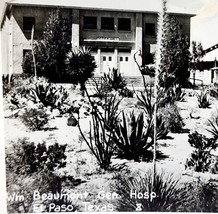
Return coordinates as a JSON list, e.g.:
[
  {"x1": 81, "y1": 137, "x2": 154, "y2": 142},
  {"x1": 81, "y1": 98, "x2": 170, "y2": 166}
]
[
  {"x1": 113, "y1": 111, "x2": 153, "y2": 162},
  {"x1": 6, "y1": 139, "x2": 69, "y2": 213},
  {"x1": 158, "y1": 104, "x2": 184, "y2": 133},
  {"x1": 114, "y1": 170, "x2": 189, "y2": 211},
  {"x1": 197, "y1": 89, "x2": 211, "y2": 108},
  {"x1": 6, "y1": 138, "x2": 67, "y2": 174},
  {"x1": 20, "y1": 108, "x2": 49, "y2": 131},
  {"x1": 184, "y1": 180, "x2": 218, "y2": 212},
  {"x1": 118, "y1": 87, "x2": 134, "y2": 98},
  {"x1": 185, "y1": 132, "x2": 218, "y2": 172}
]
